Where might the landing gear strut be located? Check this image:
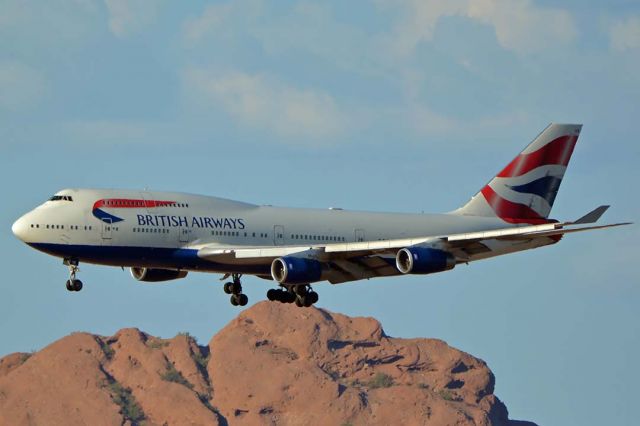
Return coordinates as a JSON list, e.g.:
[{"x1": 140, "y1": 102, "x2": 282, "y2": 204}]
[
  {"x1": 267, "y1": 285, "x2": 318, "y2": 308},
  {"x1": 63, "y1": 258, "x2": 83, "y2": 292},
  {"x1": 223, "y1": 274, "x2": 248, "y2": 306}
]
